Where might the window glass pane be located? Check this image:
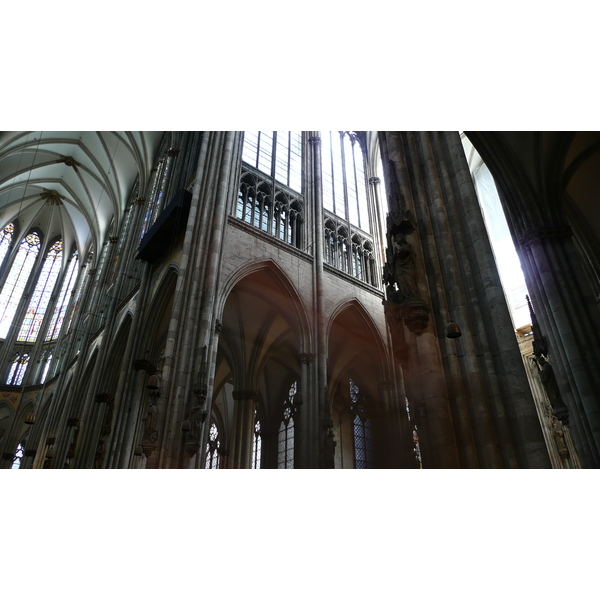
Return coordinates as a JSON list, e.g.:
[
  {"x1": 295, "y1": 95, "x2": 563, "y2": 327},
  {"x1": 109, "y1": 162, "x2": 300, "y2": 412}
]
[
  {"x1": 242, "y1": 131, "x2": 259, "y2": 167},
  {"x1": 275, "y1": 131, "x2": 290, "y2": 185},
  {"x1": 345, "y1": 134, "x2": 359, "y2": 228},
  {"x1": 354, "y1": 141, "x2": 370, "y2": 233},
  {"x1": 18, "y1": 240, "x2": 63, "y2": 342},
  {"x1": 0, "y1": 231, "x2": 41, "y2": 339},
  {"x1": 0, "y1": 222, "x2": 14, "y2": 270},
  {"x1": 257, "y1": 132, "x2": 273, "y2": 174},
  {"x1": 289, "y1": 132, "x2": 302, "y2": 193},
  {"x1": 46, "y1": 251, "x2": 79, "y2": 341}
]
